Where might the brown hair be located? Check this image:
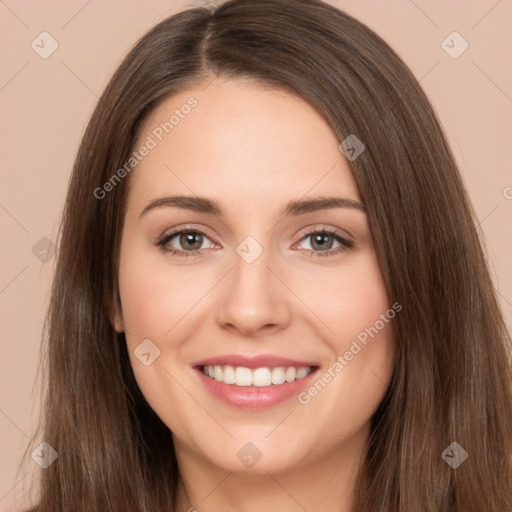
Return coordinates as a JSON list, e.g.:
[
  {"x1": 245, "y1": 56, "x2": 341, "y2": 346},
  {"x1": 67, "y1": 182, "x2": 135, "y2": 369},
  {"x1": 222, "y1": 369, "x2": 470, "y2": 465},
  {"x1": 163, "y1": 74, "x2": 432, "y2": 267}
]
[{"x1": 18, "y1": 0, "x2": 512, "y2": 510}]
